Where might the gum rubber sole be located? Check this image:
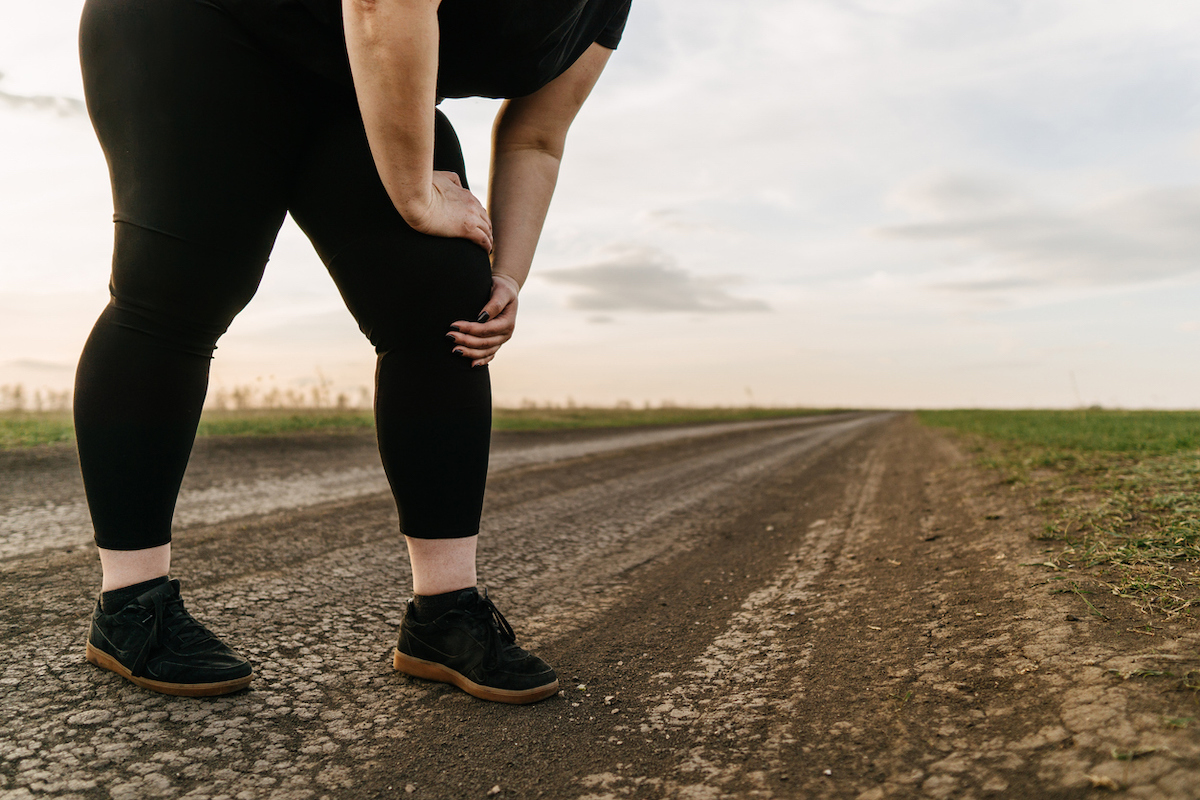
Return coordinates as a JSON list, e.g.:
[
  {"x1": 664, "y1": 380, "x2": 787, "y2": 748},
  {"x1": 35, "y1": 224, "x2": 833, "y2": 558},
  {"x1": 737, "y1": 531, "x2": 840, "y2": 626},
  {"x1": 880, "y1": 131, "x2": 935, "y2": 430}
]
[
  {"x1": 86, "y1": 642, "x2": 253, "y2": 697},
  {"x1": 393, "y1": 648, "x2": 559, "y2": 705}
]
